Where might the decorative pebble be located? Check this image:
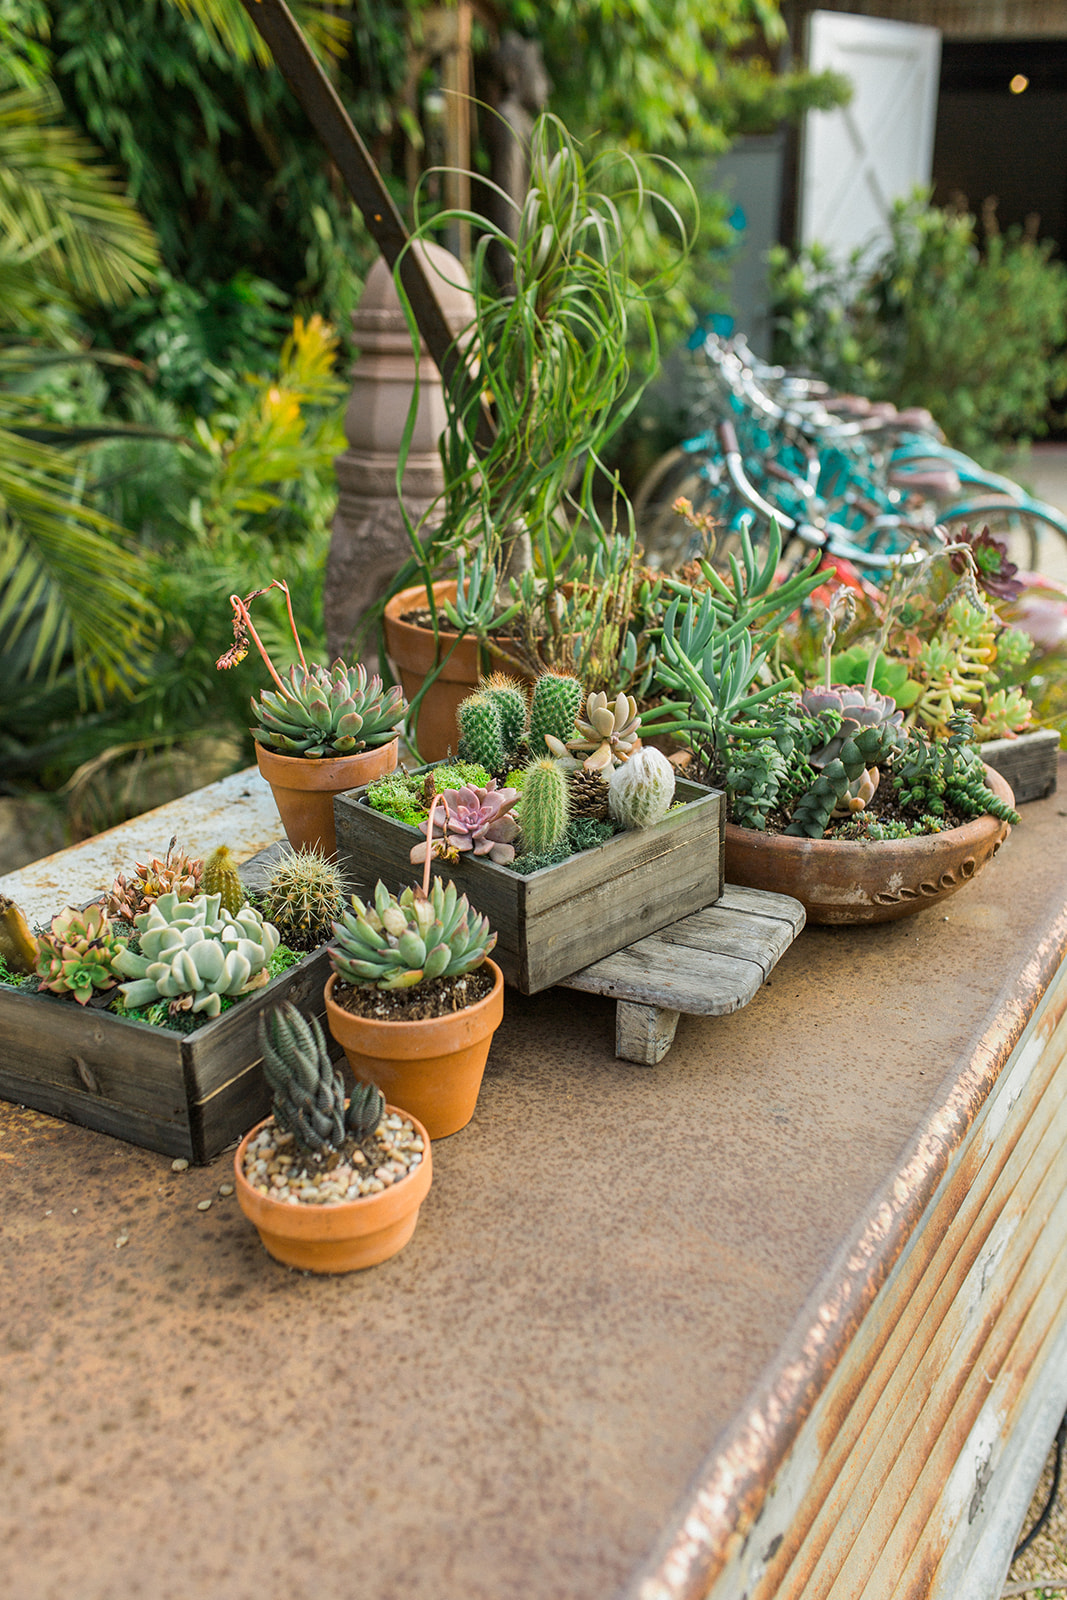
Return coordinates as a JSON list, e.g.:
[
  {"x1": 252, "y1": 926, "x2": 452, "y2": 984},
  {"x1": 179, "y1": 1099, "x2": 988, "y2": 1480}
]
[
  {"x1": 196, "y1": 1199, "x2": 212, "y2": 1212},
  {"x1": 217, "y1": 1183, "x2": 234, "y2": 1197},
  {"x1": 171, "y1": 1158, "x2": 189, "y2": 1173},
  {"x1": 115, "y1": 1235, "x2": 129, "y2": 1249},
  {"x1": 239, "y1": 1113, "x2": 423, "y2": 1209}
]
